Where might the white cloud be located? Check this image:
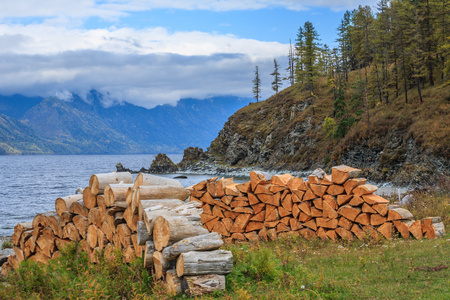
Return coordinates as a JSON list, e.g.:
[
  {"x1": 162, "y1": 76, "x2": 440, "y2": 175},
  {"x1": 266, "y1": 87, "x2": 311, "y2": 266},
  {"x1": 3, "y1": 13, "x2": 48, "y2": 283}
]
[
  {"x1": 0, "y1": 0, "x2": 381, "y2": 20},
  {"x1": 0, "y1": 24, "x2": 287, "y2": 107}
]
